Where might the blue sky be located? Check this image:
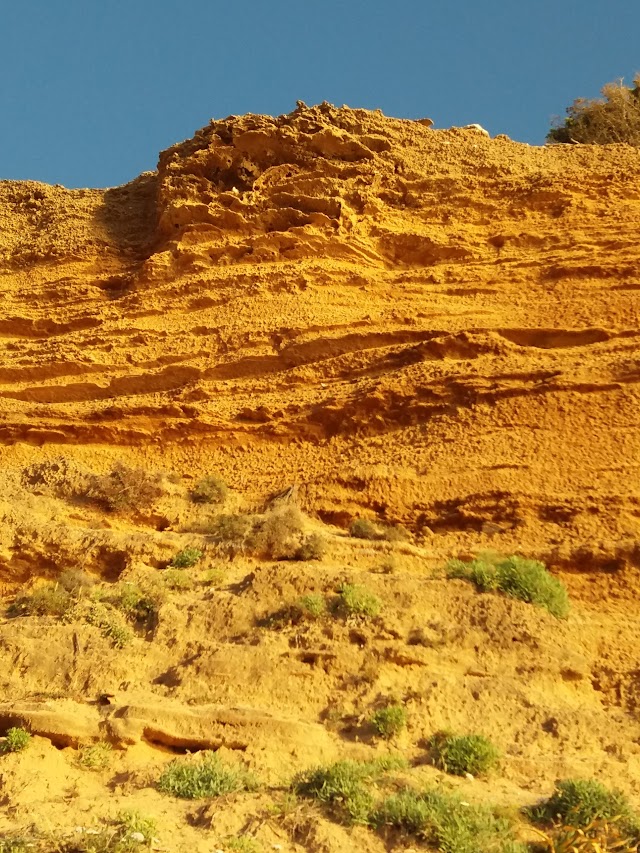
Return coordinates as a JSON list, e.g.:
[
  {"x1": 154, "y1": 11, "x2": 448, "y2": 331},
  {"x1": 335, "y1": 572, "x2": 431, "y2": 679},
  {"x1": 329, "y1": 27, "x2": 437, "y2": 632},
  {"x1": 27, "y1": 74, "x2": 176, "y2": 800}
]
[{"x1": 1, "y1": 0, "x2": 638, "y2": 188}]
